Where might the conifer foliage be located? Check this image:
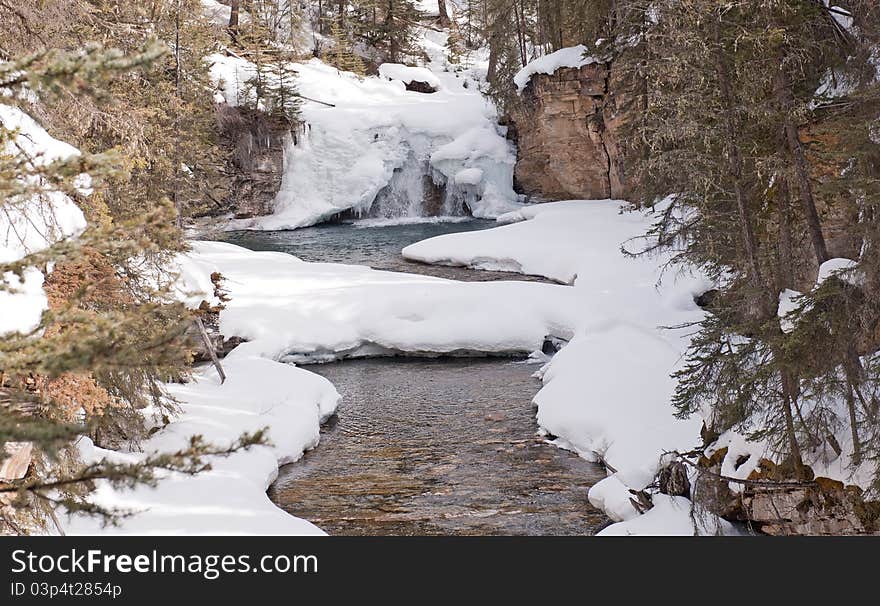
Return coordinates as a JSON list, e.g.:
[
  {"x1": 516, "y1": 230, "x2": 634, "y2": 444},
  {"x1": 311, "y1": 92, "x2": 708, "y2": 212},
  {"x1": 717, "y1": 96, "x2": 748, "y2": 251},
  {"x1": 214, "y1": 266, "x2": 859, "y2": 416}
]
[{"x1": 0, "y1": 1, "x2": 267, "y2": 534}]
